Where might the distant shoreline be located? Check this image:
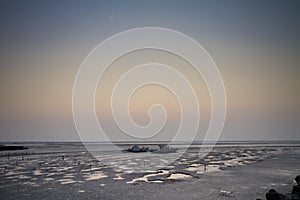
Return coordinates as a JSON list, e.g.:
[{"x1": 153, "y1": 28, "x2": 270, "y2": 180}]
[
  {"x1": 0, "y1": 145, "x2": 28, "y2": 151},
  {"x1": 1, "y1": 140, "x2": 300, "y2": 144}
]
